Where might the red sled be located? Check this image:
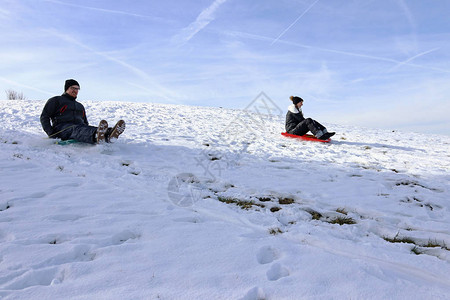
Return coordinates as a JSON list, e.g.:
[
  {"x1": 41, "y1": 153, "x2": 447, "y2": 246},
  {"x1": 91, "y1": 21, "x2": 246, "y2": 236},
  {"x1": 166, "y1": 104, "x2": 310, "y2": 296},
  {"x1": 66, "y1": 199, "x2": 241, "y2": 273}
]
[{"x1": 281, "y1": 132, "x2": 331, "y2": 143}]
